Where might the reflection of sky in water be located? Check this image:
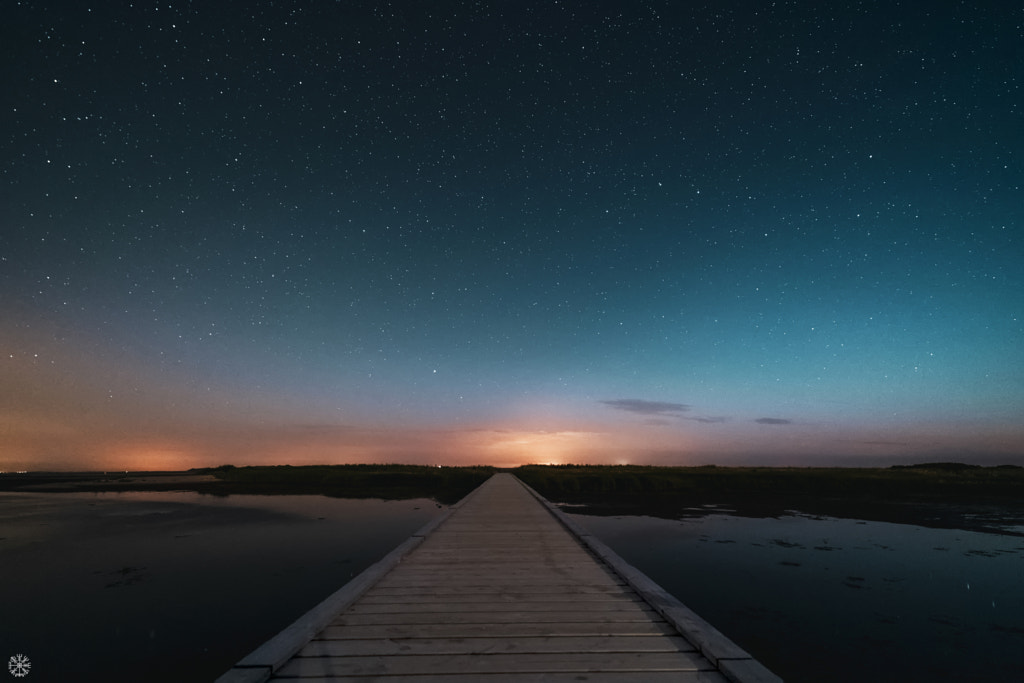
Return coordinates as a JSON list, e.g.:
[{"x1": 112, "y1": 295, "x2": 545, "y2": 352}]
[
  {"x1": 0, "y1": 492, "x2": 442, "y2": 682},
  {"x1": 570, "y1": 511, "x2": 1024, "y2": 682},
  {"x1": 5, "y1": 491, "x2": 1022, "y2": 682}
]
